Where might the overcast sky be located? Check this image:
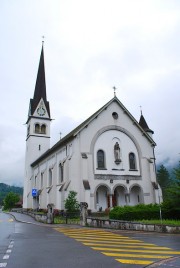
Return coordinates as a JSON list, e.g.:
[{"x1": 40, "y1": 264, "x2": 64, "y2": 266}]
[{"x1": 0, "y1": 0, "x2": 180, "y2": 186}]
